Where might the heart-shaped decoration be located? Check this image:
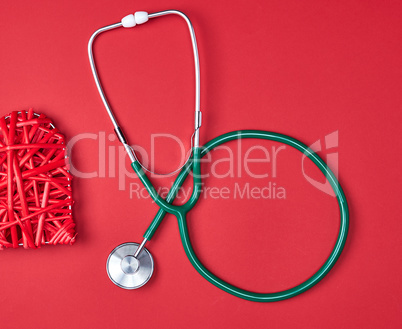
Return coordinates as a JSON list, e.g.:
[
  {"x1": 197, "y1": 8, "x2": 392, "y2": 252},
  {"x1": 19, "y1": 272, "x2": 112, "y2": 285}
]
[{"x1": 0, "y1": 109, "x2": 75, "y2": 249}]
